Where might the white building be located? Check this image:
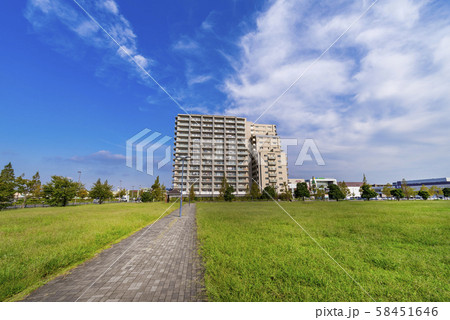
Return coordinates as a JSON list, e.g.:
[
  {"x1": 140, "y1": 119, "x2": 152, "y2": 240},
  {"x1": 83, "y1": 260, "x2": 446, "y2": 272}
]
[
  {"x1": 345, "y1": 182, "x2": 363, "y2": 198},
  {"x1": 288, "y1": 178, "x2": 305, "y2": 195}
]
